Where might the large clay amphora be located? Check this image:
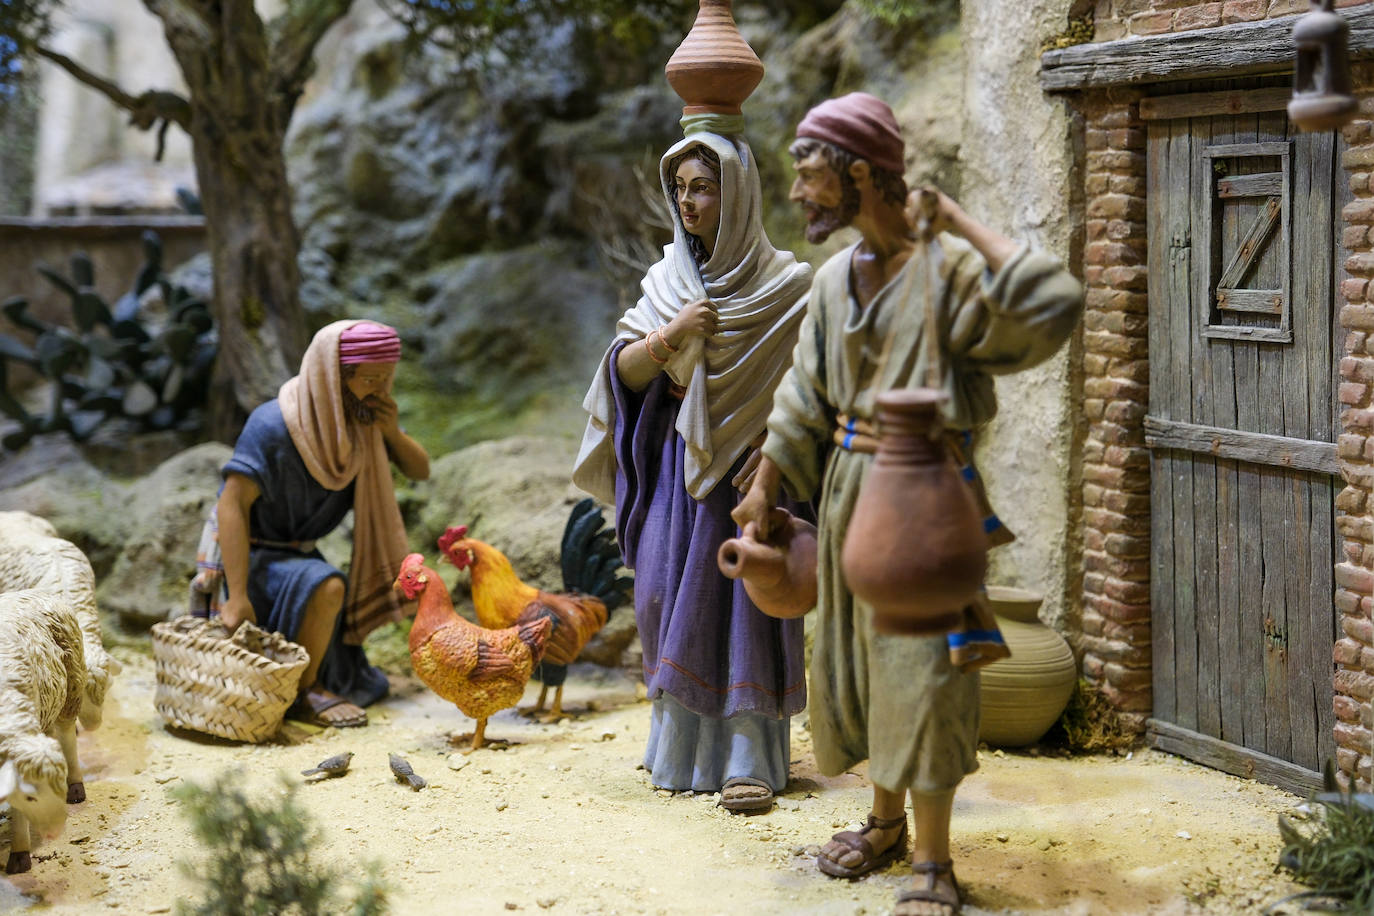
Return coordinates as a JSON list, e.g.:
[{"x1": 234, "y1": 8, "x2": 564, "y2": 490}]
[
  {"x1": 841, "y1": 388, "x2": 987, "y2": 635},
  {"x1": 977, "y1": 587, "x2": 1078, "y2": 747},
  {"x1": 717, "y1": 508, "x2": 818, "y2": 619},
  {"x1": 664, "y1": 0, "x2": 765, "y2": 116}
]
